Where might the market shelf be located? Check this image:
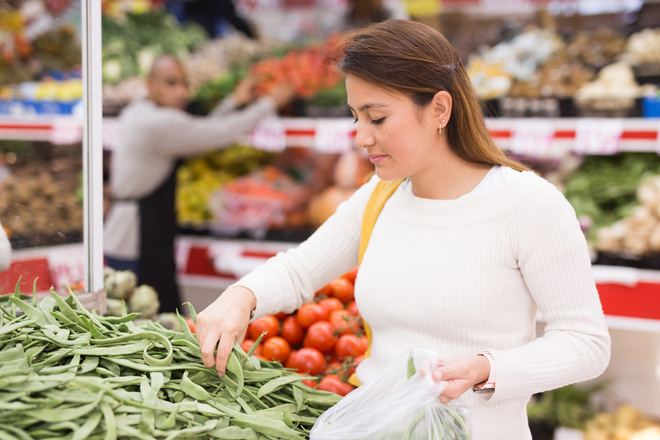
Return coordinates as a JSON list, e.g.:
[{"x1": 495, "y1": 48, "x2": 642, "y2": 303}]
[
  {"x1": 99, "y1": 117, "x2": 660, "y2": 155},
  {"x1": 0, "y1": 117, "x2": 83, "y2": 145}
]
